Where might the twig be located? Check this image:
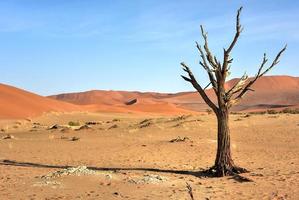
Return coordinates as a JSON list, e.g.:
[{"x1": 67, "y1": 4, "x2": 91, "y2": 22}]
[{"x1": 186, "y1": 182, "x2": 195, "y2": 200}]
